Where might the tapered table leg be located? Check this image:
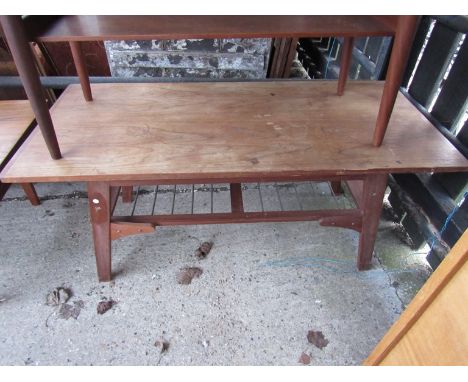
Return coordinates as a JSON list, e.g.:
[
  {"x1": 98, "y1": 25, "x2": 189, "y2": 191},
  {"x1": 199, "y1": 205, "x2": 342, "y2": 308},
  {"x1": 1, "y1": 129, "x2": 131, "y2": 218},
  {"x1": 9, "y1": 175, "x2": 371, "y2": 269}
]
[
  {"x1": 337, "y1": 36, "x2": 354, "y2": 96},
  {"x1": 69, "y1": 41, "x2": 93, "y2": 101},
  {"x1": 88, "y1": 181, "x2": 112, "y2": 281},
  {"x1": 357, "y1": 173, "x2": 388, "y2": 270},
  {"x1": 20, "y1": 183, "x2": 40, "y2": 206},
  {"x1": 373, "y1": 16, "x2": 420, "y2": 146},
  {"x1": 0, "y1": 16, "x2": 62, "y2": 159}
]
